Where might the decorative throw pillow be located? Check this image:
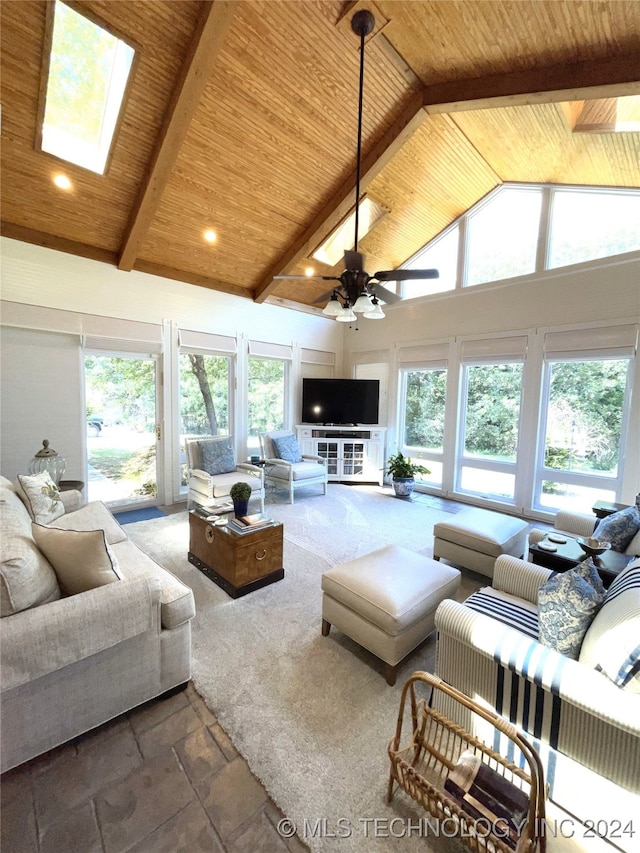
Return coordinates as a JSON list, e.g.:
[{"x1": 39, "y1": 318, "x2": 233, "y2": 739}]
[
  {"x1": 1, "y1": 501, "x2": 61, "y2": 616},
  {"x1": 15, "y1": 471, "x2": 65, "y2": 525},
  {"x1": 32, "y1": 524, "x2": 122, "y2": 596},
  {"x1": 538, "y1": 562, "x2": 606, "y2": 659},
  {"x1": 593, "y1": 505, "x2": 640, "y2": 552},
  {"x1": 199, "y1": 437, "x2": 236, "y2": 476},
  {"x1": 579, "y1": 558, "x2": 640, "y2": 692},
  {"x1": 272, "y1": 434, "x2": 303, "y2": 463}
]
